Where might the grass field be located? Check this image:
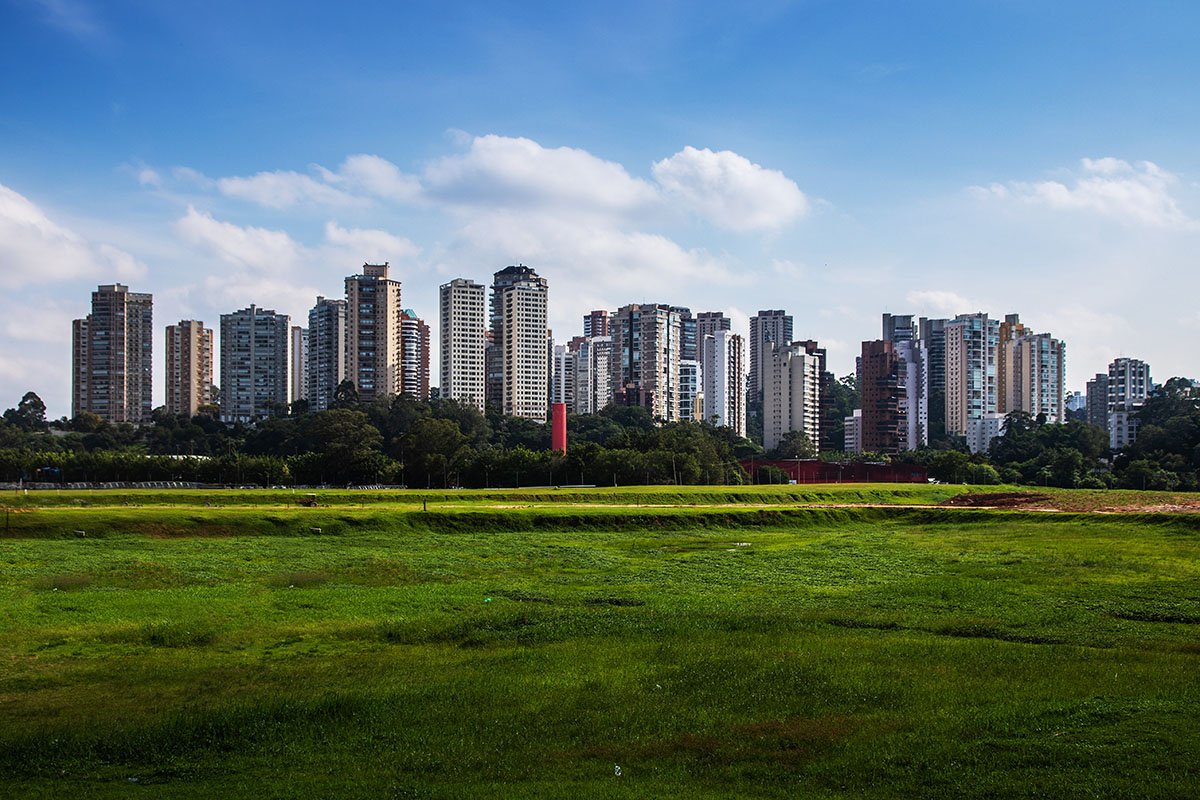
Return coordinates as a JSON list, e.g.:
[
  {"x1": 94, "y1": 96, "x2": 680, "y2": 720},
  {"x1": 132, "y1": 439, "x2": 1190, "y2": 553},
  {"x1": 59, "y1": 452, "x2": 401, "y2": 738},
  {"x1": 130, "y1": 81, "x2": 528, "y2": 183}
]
[{"x1": 2, "y1": 486, "x2": 1198, "y2": 798}]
